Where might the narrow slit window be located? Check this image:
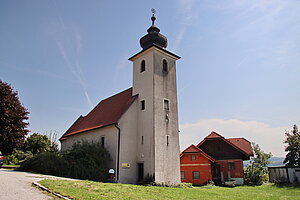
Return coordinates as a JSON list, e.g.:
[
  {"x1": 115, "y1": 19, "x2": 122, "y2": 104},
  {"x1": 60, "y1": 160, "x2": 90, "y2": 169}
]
[
  {"x1": 164, "y1": 99, "x2": 169, "y2": 111},
  {"x1": 166, "y1": 135, "x2": 169, "y2": 146},
  {"x1": 163, "y1": 59, "x2": 168, "y2": 73},
  {"x1": 141, "y1": 136, "x2": 144, "y2": 144},
  {"x1": 141, "y1": 100, "x2": 145, "y2": 110},
  {"x1": 101, "y1": 136, "x2": 105, "y2": 148},
  {"x1": 140, "y1": 60, "x2": 145, "y2": 72}
]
